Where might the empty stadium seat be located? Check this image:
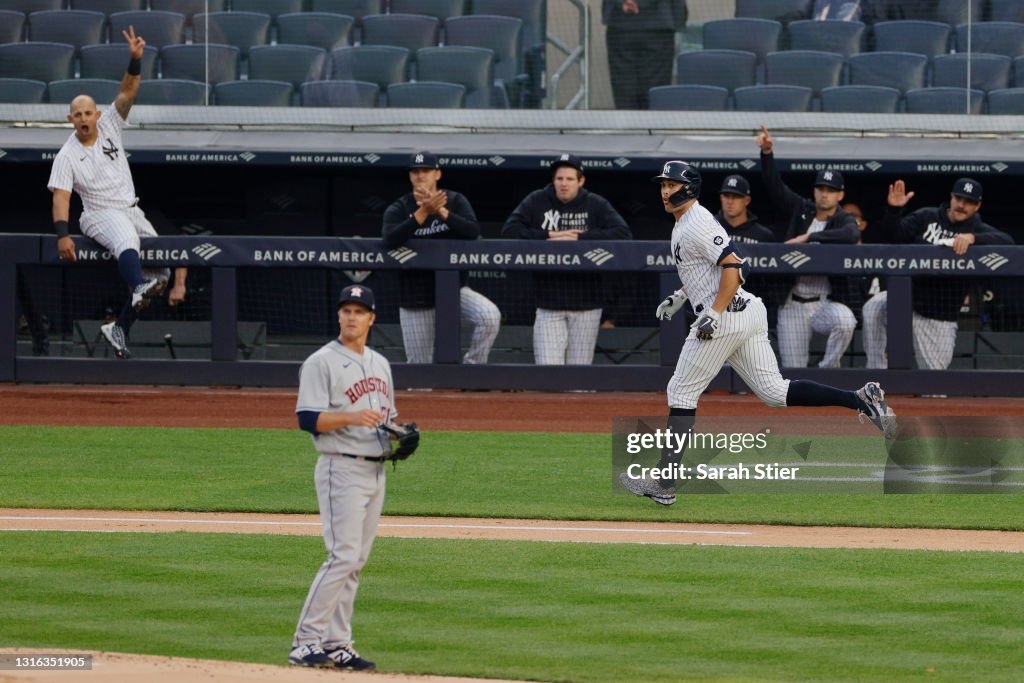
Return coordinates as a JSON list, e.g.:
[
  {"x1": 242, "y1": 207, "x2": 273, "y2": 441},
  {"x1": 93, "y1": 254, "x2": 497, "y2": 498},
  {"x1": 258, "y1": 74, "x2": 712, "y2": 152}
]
[
  {"x1": 193, "y1": 12, "x2": 270, "y2": 59},
  {"x1": 734, "y1": 84, "x2": 812, "y2": 111},
  {"x1": 300, "y1": 79, "x2": 378, "y2": 107},
  {"x1": 0, "y1": 41, "x2": 74, "y2": 82},
  {"x1": 786, "y1": 19, "x2": 864, "y2": 56},
  {"x1": 987, "y1": 88, "x2": 1024, "y2": 115},
  {"x1": 386, "y1": 80, "x2": 464, "y2": 108},
  {"x1": 311, "y1": 0, "x2": 382, "y2": 41},
  {"x1": 390, "y1": 0, "x2": 463, "y2": 21},
  {"x1": 26, "y1": 9, "x2": 104, "y2": 51},
  {"x1": 277, "y1": 12, "x2": 353, "y2": 52},
  {"x1": 150, "y1": 0, "x2": 227, "y2": 26},
  {"x1": 956, "y1": 22, "x2": 1024, "y2": 59},
  {"x1": 230, "y1": 0, "x2": 303, "y2": 24},
  {"x1": 932, "y1": 53, "x2": 1012, "y2": 93},
  {"x1": 764, "y1": 50, "x2": 843, "y2": 104},
  {"x1": 935, "y1": 0, "x2": 982, "y2": 26},
  {"x1": 361, "y1": 13, "x2": 440, "y2": 54},
  {"x1": 443, "y1": 15, "x2": 524, "y2": 106},
  {"x1": 471, "y1": 0, "x2": 545, "y2": 107},
  {"x1": 702, "y1": 18, "x2": 781, "y2": 65},
  {"x1": 871, "y1": 21, "x2": 951, "y2": 58},
  {"x1": 2, "y1": 1, "x2": 62, "y2": 13},
  {"x1": 109, "y1": 11, "x2": 186, "y2": 49},
  {"x1": 820, "y1": 85, "x2": 900, "y2": 113},
  {"x1": 904, "y1": 87, "x2": 984, "y2": 114},
  {"x1": 416, "y1": 46, "x2": 502, "y2": 108},
  {"x1": 47, "y1": 77, "x2": 120, "y2": 104},
  {"x1": 734, "y1": 0, "x2": 810, "y2": 23},
  {"x1": 647, "y1": 84, "x2": 729, "y2": 111},
  {"x1": 160, "y1": 43, "x2": 240, "y2": 85},
  {"x1": 675, "y1": 49, "x2": 756, "y2": 93},
  {"x1": 0, "y1": 77, "x2": 46, "y2": 103},
  {"x1": 247, "y1": 44, "x2": 327, "y2": 90},
  {"x1": 70, "y1": 0, "x2": 144, "y2": 15},
  {"x1": 214, "y1": 79, "x2": 293, "y2": 107},
  {"x1": 0, "y1": 11, "x2": 25, "y2": 43},
  {"x1": 329, "y1": 45, "x2": 408, "y2": 104},
  {"x1": 80, "y1": 43, "x2": 158, "y2": 80},
  {"x1": 989, "y1": 0, "x2": 1024, "y2": 23},
  {"x1": 848, "y1": 51, "x2": 928, "y2": 93},
  {"x1": 1016, "y1": 56, "x2": 1024, "y2": 87},
  {"x1": 135, "y1": 78, "x2": 210, "y2": 106}
]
